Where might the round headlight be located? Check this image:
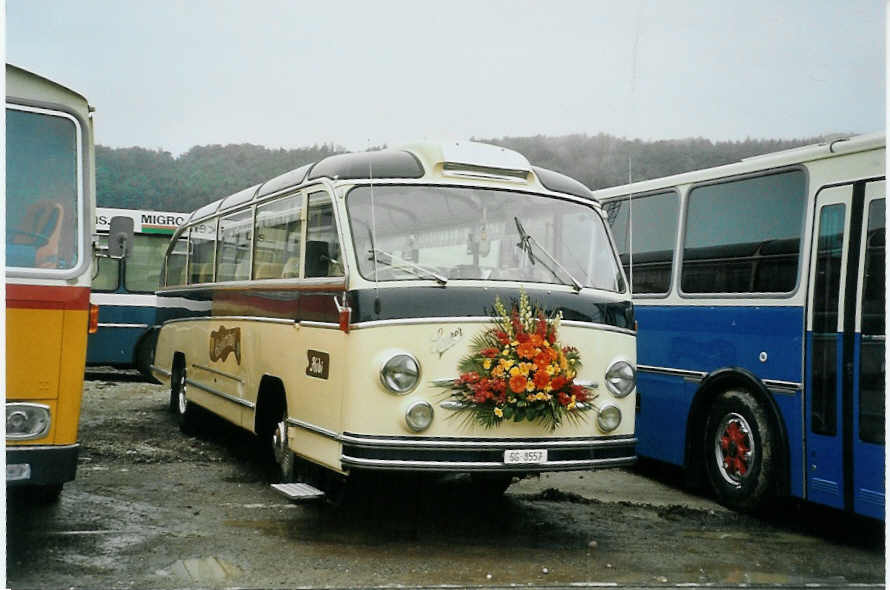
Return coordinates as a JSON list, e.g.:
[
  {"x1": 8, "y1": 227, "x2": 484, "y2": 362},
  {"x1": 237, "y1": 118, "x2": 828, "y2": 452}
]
[
  {"x1": 380, "y1": 353, "x2": 420, "y2": 394},
  {"x1": 596, "y1": 404, "x2": 622, "y2": 432},
  {"x1": 405, "y1": 401, "x2": 434, "y2": 432},
  {"x1": 605, "y1": 360, "x2": 636, "y2": 398},
  {"x1": 6, "y1": 403, "x2": 51, "y2": 440}
]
